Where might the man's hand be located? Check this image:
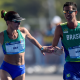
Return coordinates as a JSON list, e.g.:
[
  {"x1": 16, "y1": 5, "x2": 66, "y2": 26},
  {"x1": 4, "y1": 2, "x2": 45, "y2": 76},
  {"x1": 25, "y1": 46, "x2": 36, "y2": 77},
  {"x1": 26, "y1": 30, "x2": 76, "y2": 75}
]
[{"x1": 53, "y1": 46, "x2": 64, "y2": 55}]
